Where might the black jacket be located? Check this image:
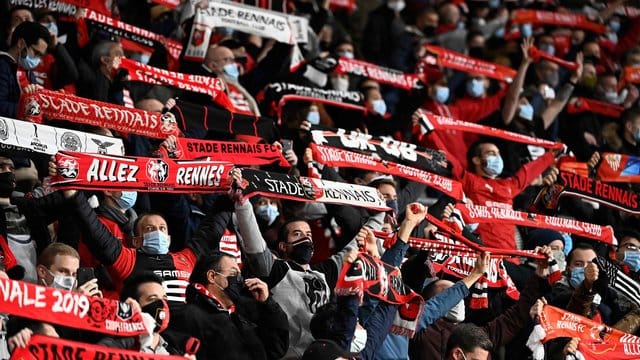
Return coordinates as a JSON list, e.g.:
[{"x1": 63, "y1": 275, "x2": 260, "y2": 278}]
[
  {"x1": 0, "y1": 52, "x2": 20, "y2": 118},
  {"x1": 171, "y1": 284, "x2": 289, "y2": 360}
]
